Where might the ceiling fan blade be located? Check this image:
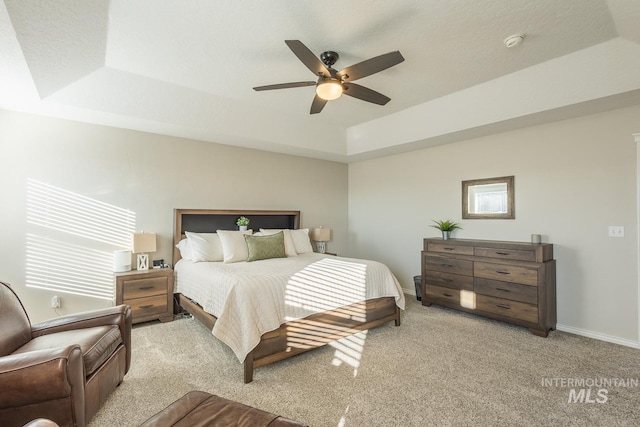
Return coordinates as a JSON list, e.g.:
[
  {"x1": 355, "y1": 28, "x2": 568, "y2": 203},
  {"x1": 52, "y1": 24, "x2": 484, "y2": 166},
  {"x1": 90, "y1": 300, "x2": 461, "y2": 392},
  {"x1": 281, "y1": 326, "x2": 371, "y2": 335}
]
[
  {"x1": 342, "y1": 82, "x2": 391, "y2": 105},
  {"x1": 253, "y1": 81, "x2": 316, "y2": 91},
  {"x1": 338, "y1": 51, "x2": 404, "y2": 82},
  {"x1": 310, "y1": 94, "x2": 327, "y2": 114},
  {"x1": 285, "y1": 40, "x2": 330, "y2": 77}
]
